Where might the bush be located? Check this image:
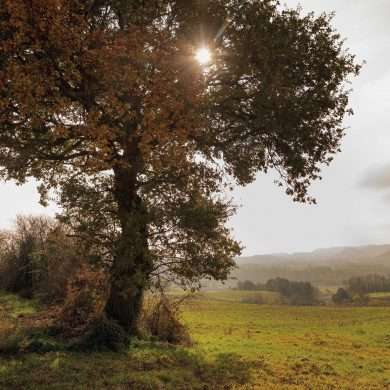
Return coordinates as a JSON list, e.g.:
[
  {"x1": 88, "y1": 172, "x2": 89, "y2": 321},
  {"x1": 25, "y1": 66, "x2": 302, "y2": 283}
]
[
  {"x1": 236, "y1": 280, "x2": 266, "y2": 291},
  {"x1": 17, "y1": 329, "x2": 62, "y2": 353},
  {"x1": 34, "y1": 227, "x2": 85, "y2": 303},
  {"x1": 0, "y1": 216, "x2": 85, "y2": 303},
  {"x1": 140, "y1": 294, "x2": 192, "y2": 346},
  {"x1": 71, "y1": 316, "x2": 130, "y2": 352},
  {"x1": 0, "y1": 322, "x2": 62, "y2": 354},
  {"x1": 0, "y1": 321, "x2": 24, "y2": 354},
  {"x1": 0, "y1": 215, "x2": 107, "y2": 305},
  {"x1": 0, "y1": 216, "x2": 56, "y2": 298},
  {"x1": 332, "y1": 288, "x2": 352, "y2": 304},
  {"x1": 54, "y1": 264, "x2": 108, "y2": 338},
  {"x1": 351, "y1": 293, "x2": 370, "y2": 306}
]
